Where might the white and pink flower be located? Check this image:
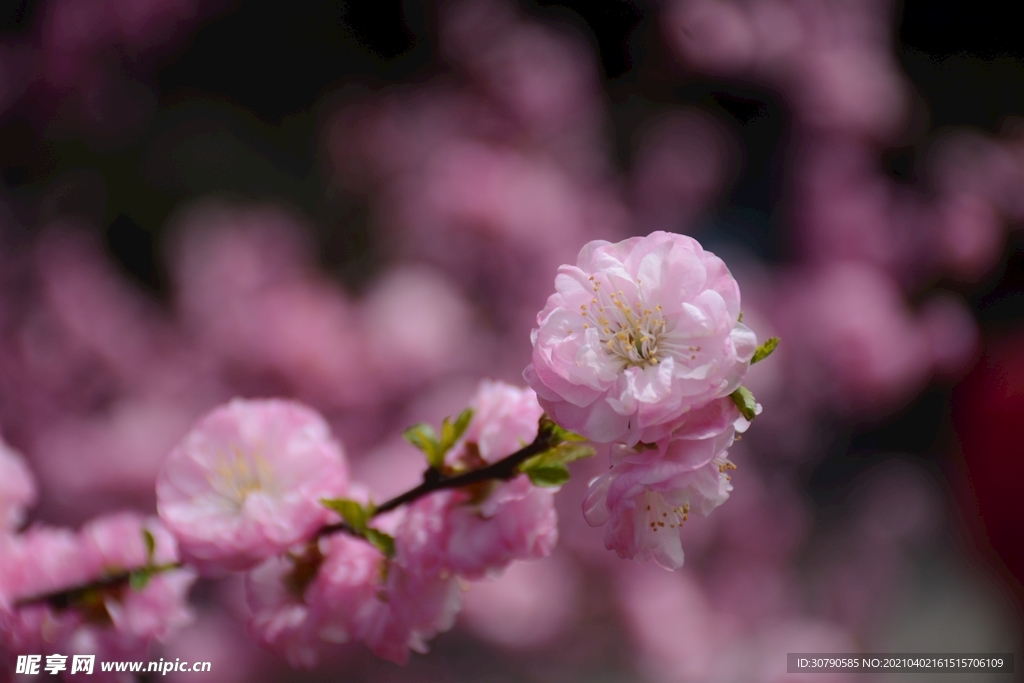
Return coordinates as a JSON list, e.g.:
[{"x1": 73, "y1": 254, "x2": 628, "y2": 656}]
[
  {"x1": 439, "y1": 381, "x2": 559, "y2": 579},
  {"x1": 79, "y1": 514, "x2": 195, "y2": 643},
  {"x1": 358, "y1": 493, "x2": 463, "y2": 664},
  {"x1": 525, "y1": 231, "x2": 757, "y2": 445},
  {"x1": 245, "y1": 551, "x2": 325, "y2": 669},
  {"x1": 582, "y1": 398, "x2": 748, "y2": 570},
  {"x1": 0, "y1": 515, "x2": 194, "y2": 665},
  {"x1": 156, "y1": 399, "x2": 350, "y2": 572}
]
